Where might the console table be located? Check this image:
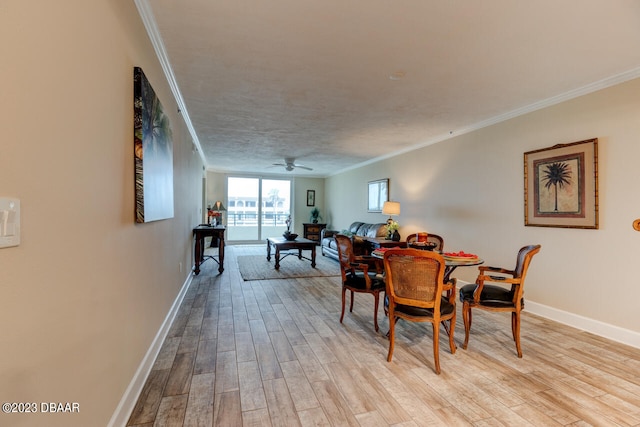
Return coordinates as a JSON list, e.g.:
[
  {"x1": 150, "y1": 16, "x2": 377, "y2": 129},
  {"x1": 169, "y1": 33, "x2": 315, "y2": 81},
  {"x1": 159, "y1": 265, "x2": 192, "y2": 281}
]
[{"x1": 193, "y1": 225, "x2": 225, "y2": 275}]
